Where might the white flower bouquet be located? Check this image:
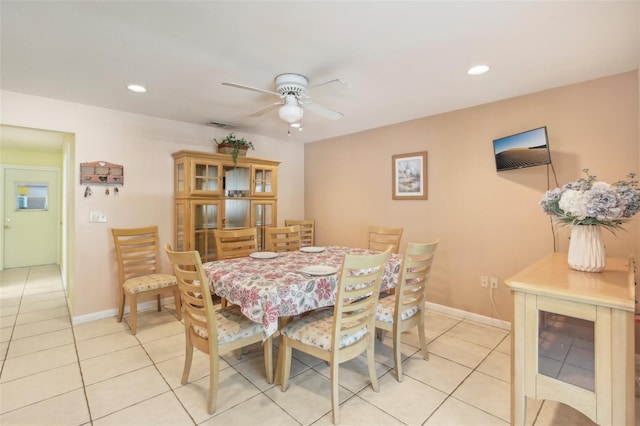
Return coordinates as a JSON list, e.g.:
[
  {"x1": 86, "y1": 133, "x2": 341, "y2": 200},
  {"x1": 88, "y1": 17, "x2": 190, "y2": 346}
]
[{"x1": 539, "y1": 169, "x2": 640, "y2": 232}]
